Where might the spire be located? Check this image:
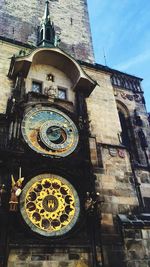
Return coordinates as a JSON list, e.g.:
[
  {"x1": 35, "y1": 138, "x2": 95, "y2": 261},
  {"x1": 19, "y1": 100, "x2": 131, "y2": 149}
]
[
  {"x1": 37, "y1": 0, "x2": 56, "y2": 47},
  {"x1": 44, "y1": 1, "x2": 50, "y2": 24}
]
